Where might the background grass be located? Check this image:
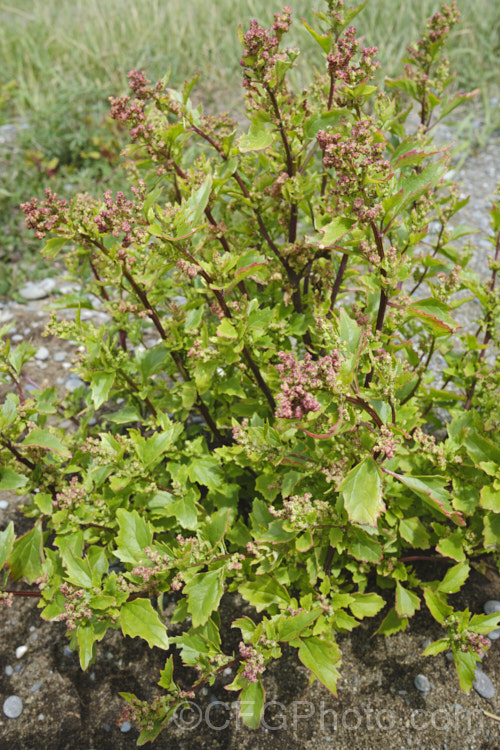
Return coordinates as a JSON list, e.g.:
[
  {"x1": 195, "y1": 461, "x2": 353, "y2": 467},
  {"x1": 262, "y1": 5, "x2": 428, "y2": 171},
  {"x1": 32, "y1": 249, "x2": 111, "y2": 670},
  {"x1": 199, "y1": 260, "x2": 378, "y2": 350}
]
[{"x1": 0, "y1": 0, "x2": 499, "y2": 293}]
